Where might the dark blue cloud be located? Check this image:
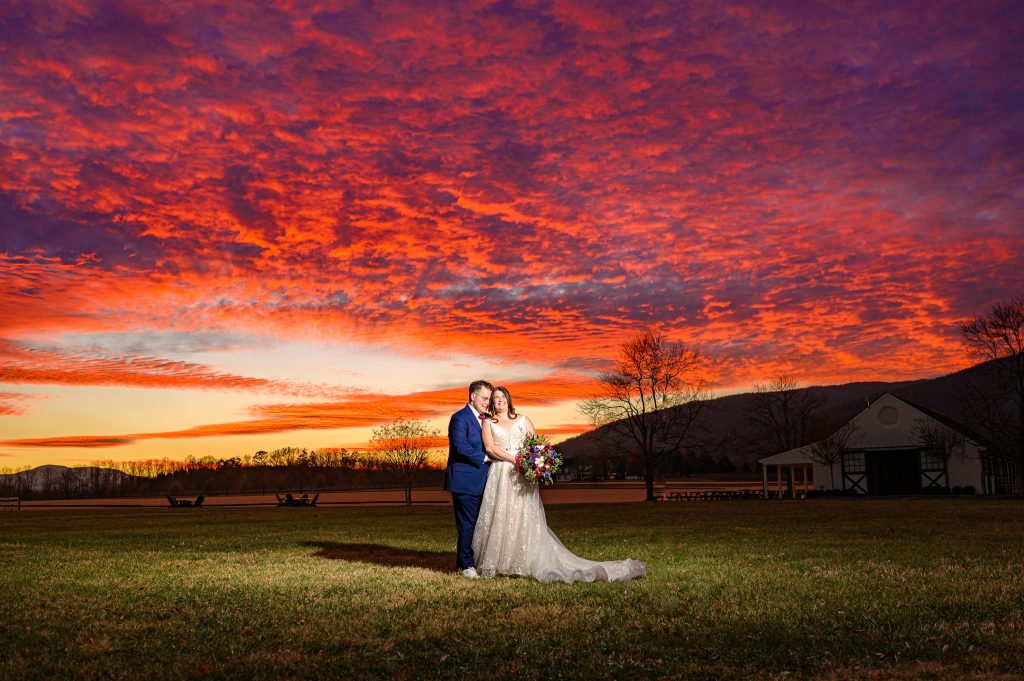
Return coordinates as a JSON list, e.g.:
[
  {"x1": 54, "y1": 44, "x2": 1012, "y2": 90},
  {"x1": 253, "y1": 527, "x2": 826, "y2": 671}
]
[{"x1": 0, "y1": 191, "x2": 164, "y2": 268}]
